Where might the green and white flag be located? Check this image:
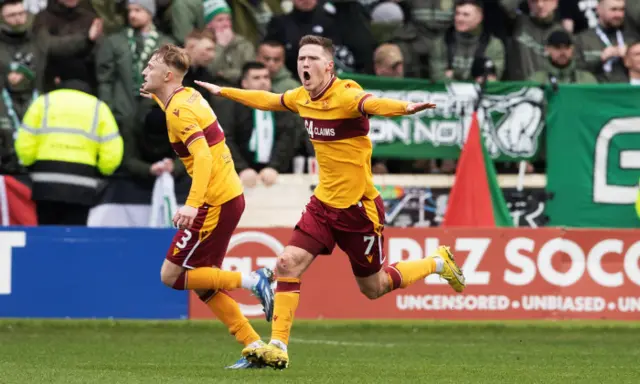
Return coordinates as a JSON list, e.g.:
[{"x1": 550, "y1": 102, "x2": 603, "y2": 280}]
[
  {"x1": 341, "y1": 73, "x2": 546, "y2": 161},
  {"x1": 546, "y1": 84, "x2": 640, "y2": 228}
]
